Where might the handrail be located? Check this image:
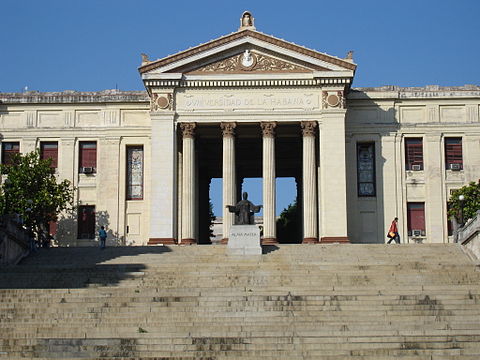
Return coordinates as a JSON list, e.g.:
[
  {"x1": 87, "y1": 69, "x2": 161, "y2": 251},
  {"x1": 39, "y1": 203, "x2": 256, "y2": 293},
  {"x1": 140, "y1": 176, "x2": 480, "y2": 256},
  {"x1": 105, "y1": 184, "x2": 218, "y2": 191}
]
[{"x1": 458, "y1": 210, "x2": 480, "y2": 245}]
